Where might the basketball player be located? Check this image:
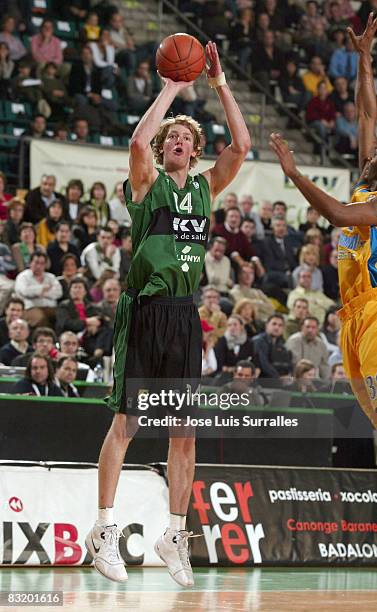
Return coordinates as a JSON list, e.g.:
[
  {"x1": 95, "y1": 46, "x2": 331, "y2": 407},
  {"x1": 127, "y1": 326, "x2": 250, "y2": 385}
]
[
  {"x1": 85, "y1": 41, "x2": 251, "y2": 586},
  {"x1": 270, "y1": 14, "x2": 377, "y2": 431}
]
